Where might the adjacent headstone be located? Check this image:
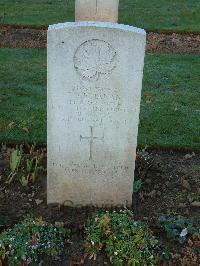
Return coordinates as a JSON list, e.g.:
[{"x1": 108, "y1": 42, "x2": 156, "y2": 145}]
[
  {"x1": 75, "y1": 0, "x2": 119, "y2": 22},
  {"x1": 47, "y1": 22, "x2": 146, "y2": 207}
]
